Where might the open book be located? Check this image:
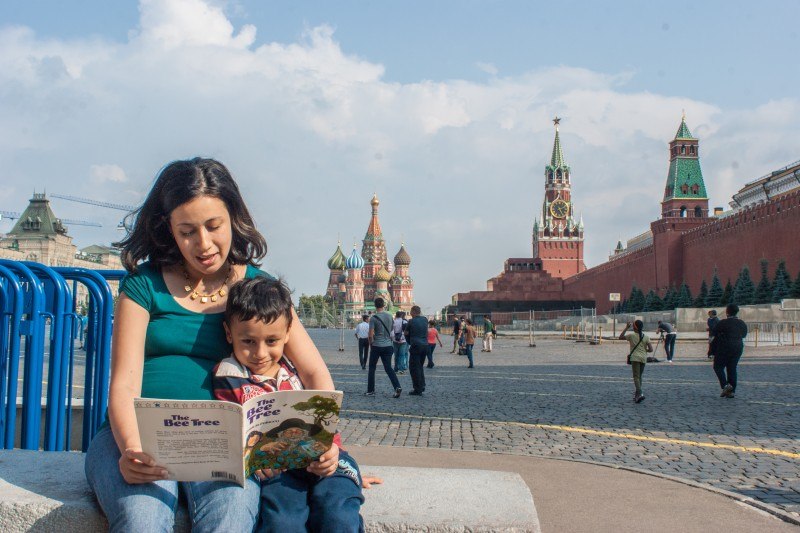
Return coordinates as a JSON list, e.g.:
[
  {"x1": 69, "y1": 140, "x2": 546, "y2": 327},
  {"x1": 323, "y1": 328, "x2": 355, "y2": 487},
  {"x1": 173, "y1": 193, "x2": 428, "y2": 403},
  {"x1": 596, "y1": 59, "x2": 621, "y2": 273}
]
[{"x1": 135, "y1": 390, "x2": 342, "y2": 487}]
